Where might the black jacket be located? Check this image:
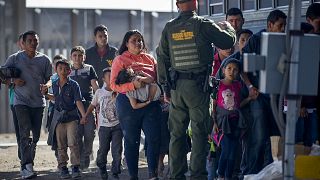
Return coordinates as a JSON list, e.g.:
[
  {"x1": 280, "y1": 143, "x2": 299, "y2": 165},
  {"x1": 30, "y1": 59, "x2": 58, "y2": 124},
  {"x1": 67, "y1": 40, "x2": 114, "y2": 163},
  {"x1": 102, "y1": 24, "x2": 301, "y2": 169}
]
[{"x1": 86, "y1": 44, "x2": 117, "y2": 87}]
